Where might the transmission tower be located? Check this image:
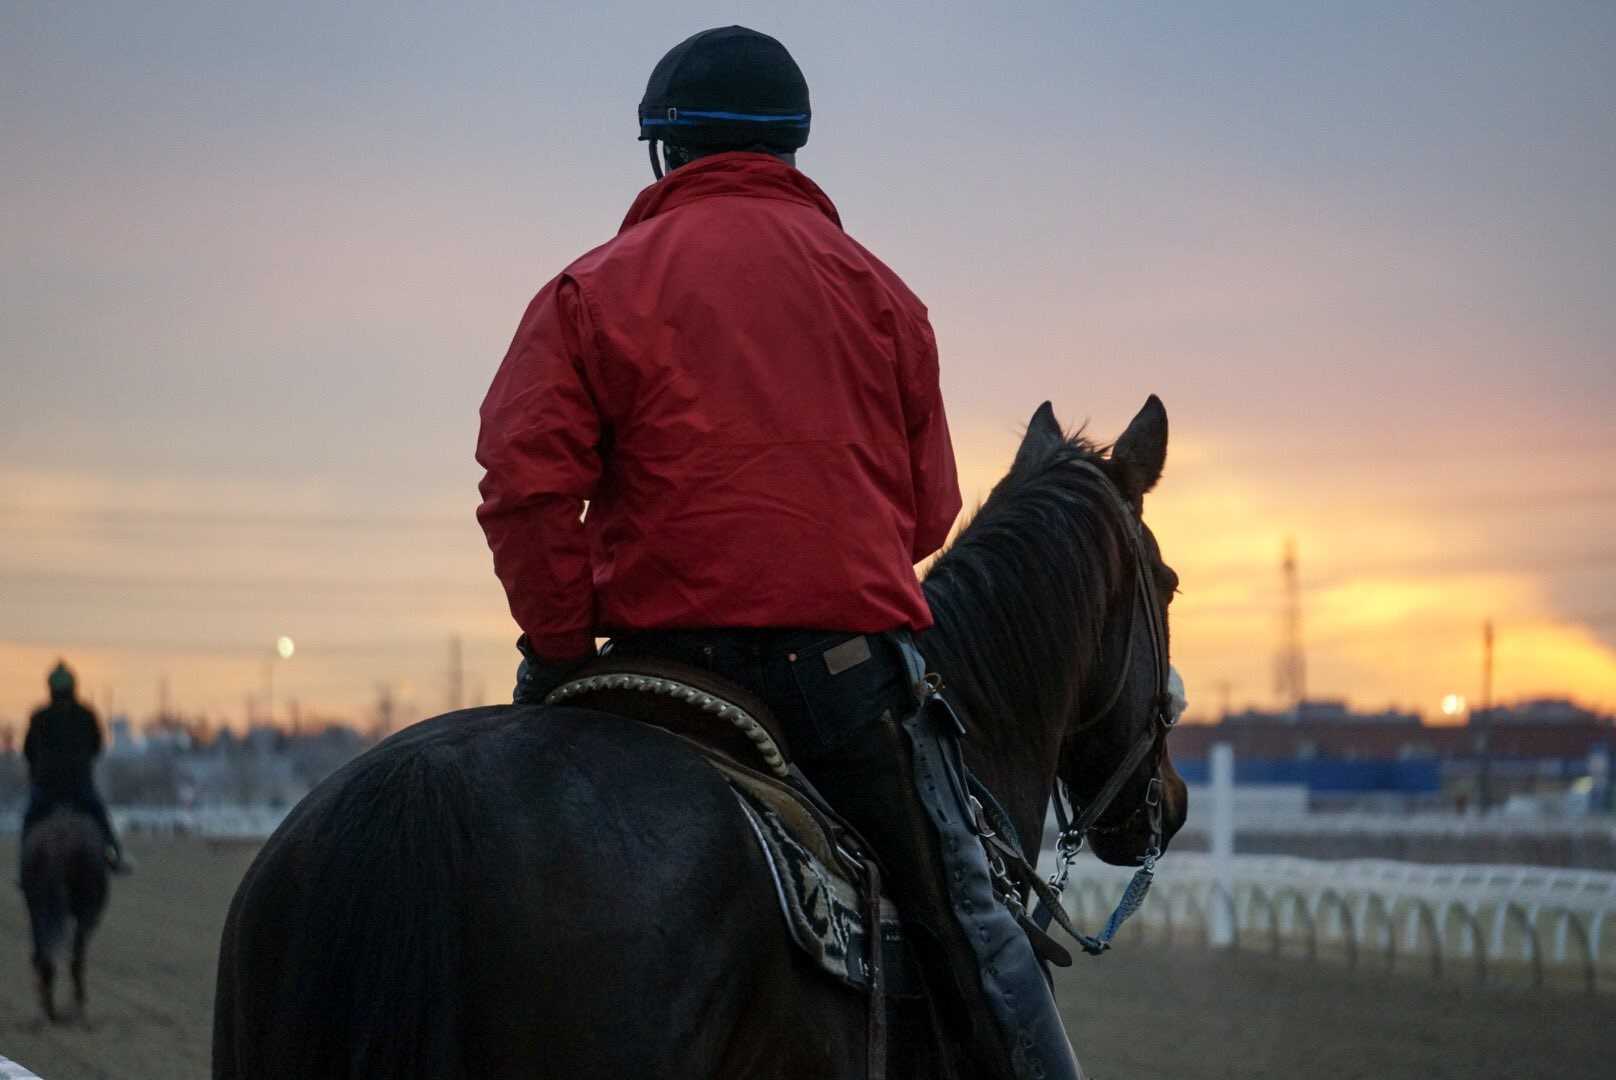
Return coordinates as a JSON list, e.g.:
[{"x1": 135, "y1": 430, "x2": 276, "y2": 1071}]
[{"x1": 1274, "y1": 537, "x2": 1306, "y2": 718}]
